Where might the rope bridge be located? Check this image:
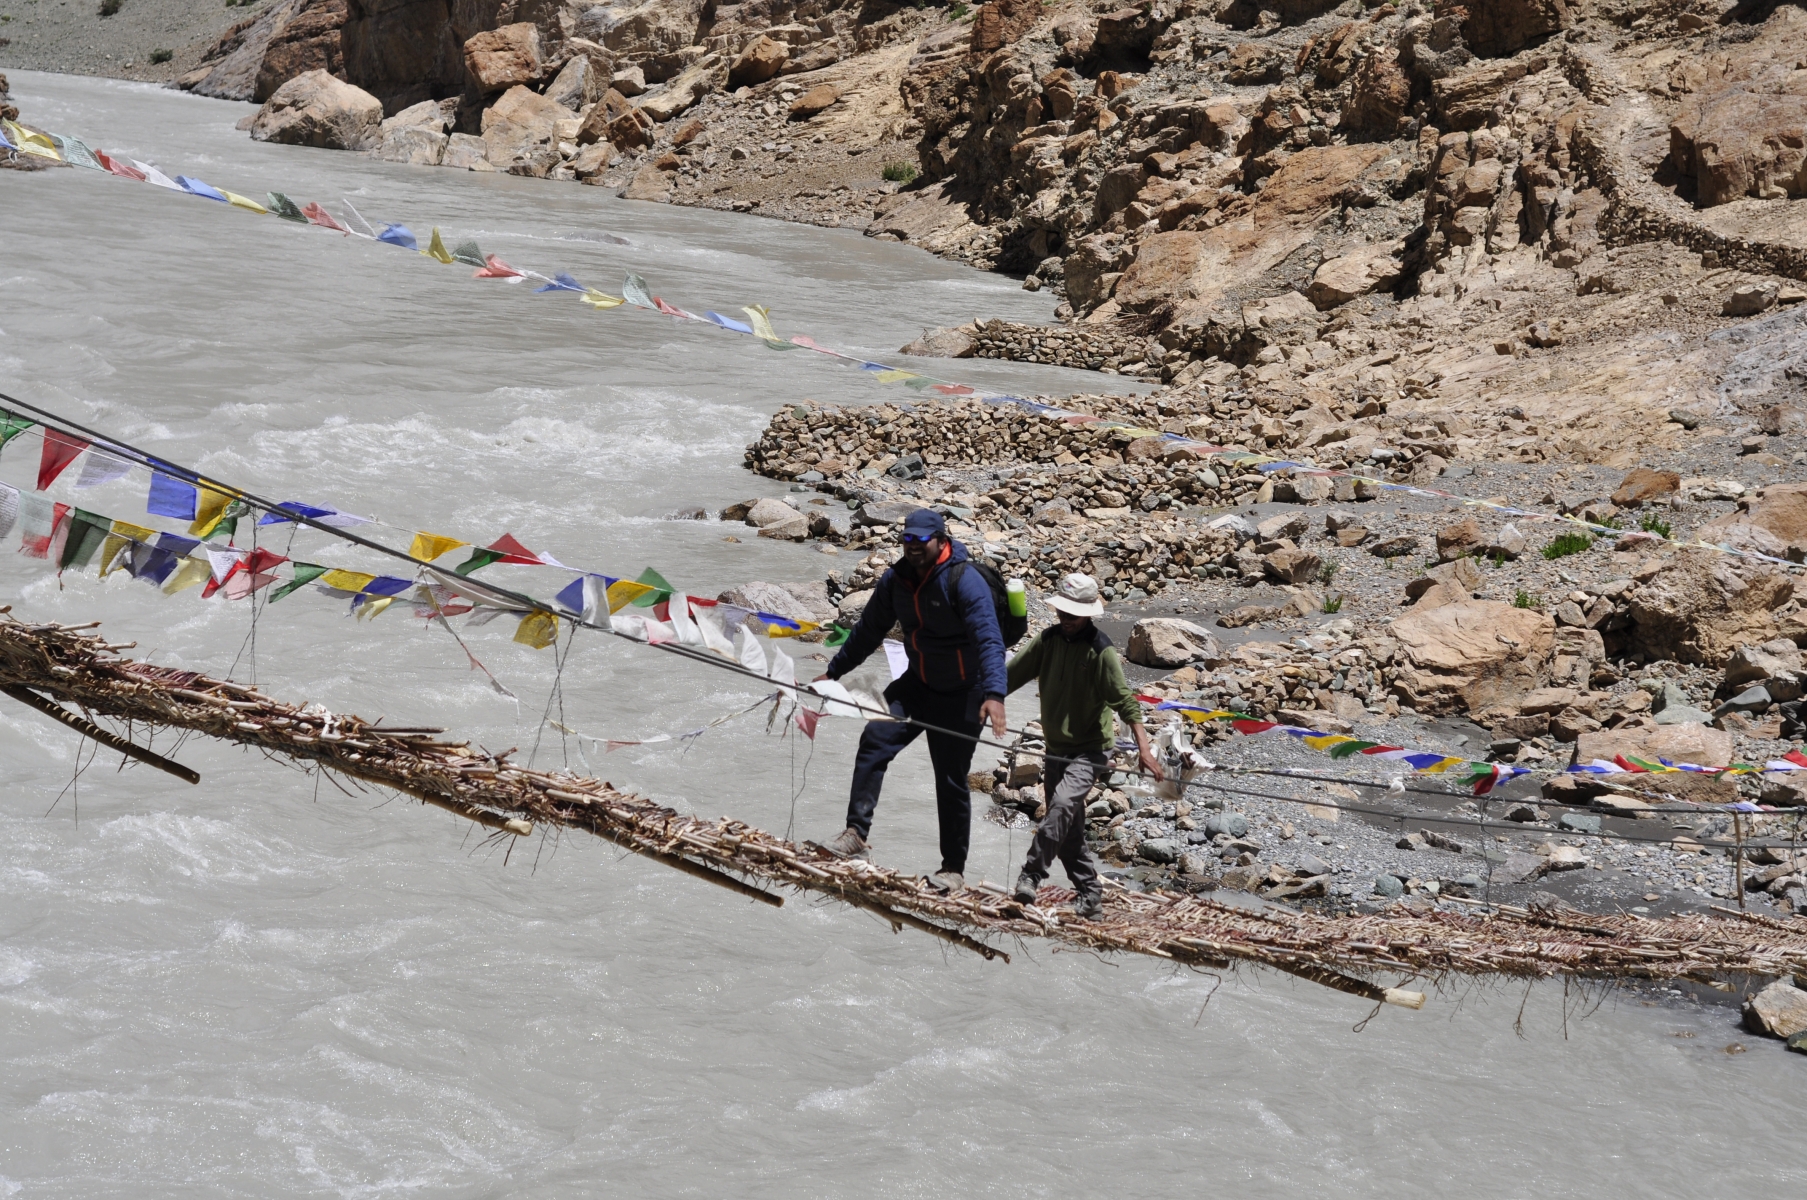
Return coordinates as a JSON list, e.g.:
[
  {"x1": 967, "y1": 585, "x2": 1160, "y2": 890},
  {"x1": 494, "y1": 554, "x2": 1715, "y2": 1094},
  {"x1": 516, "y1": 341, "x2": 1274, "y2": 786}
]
[{"x1": 4, "y1": 610, "x2": 1806, "y2": 1015}]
